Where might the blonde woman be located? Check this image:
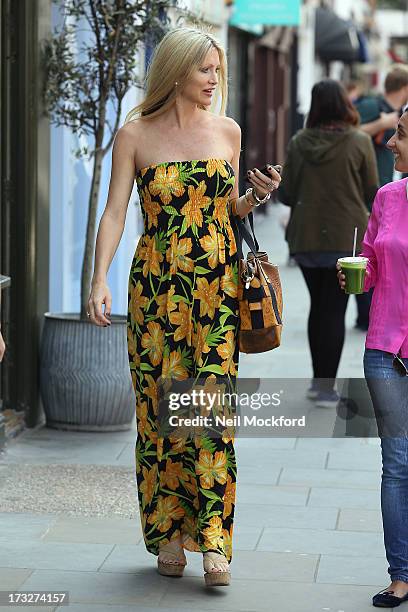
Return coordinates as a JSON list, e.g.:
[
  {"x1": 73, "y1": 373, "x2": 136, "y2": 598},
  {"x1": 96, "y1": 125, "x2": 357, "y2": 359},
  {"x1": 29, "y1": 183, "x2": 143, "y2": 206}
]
[{"x1": 87, "y1": 27, "x2": 280, "y2": 586}]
